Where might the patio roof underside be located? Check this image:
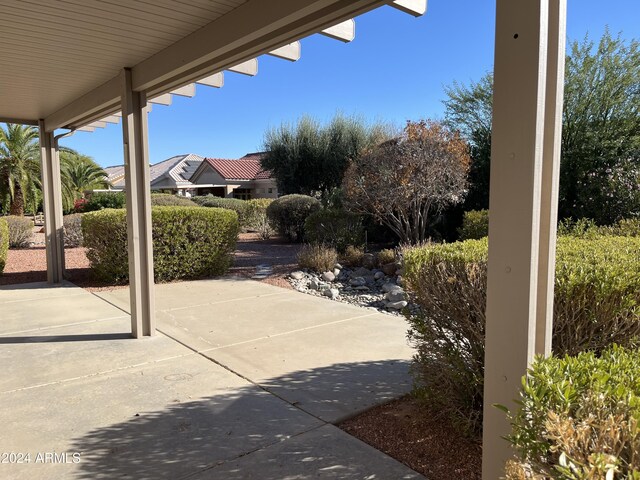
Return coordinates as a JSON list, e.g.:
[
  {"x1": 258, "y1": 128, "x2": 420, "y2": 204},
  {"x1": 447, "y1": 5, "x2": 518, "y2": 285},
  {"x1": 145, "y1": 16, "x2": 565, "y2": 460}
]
[{"x1": 0, "y1": 0, "x2": 425, "y2": 132}]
